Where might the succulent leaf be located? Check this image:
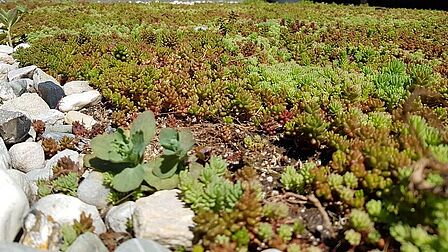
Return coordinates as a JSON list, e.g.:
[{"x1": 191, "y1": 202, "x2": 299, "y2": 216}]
[
  {"x1": 130, "y1": 111, "x2": 156, "y2": 146},
  {"x1": 112, "y1": 164, "x2": 145, "y2": 192}
]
